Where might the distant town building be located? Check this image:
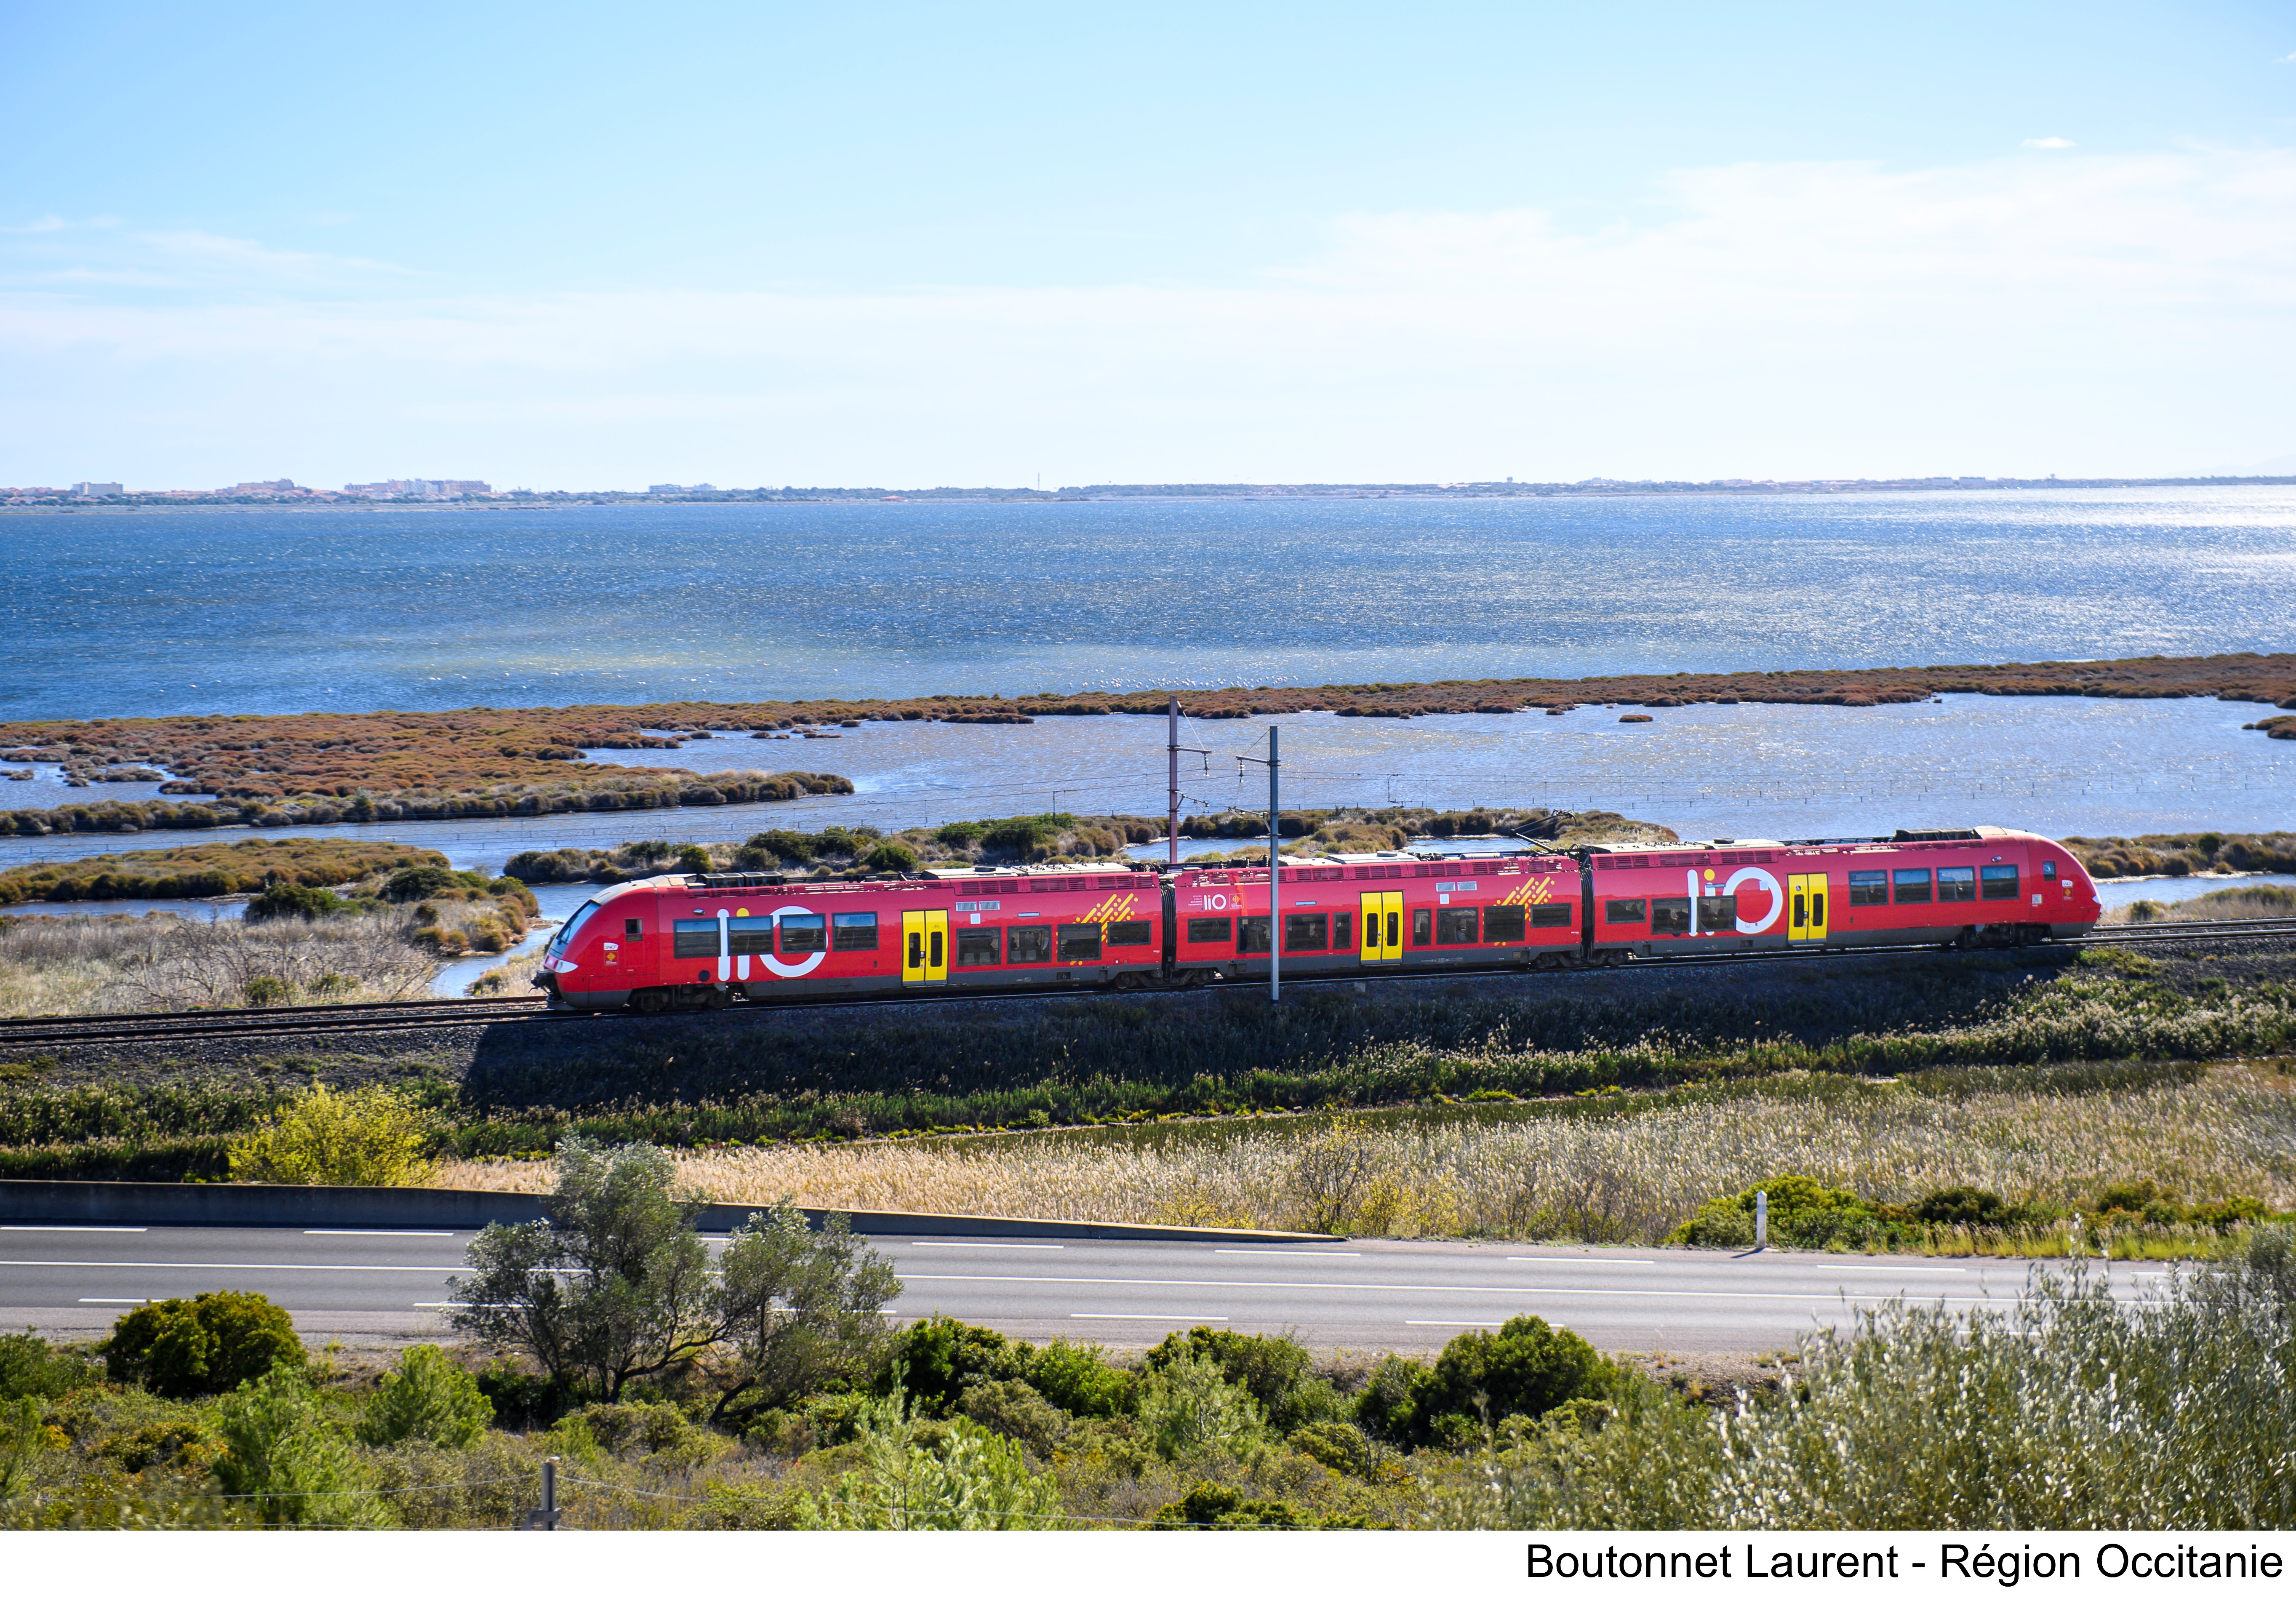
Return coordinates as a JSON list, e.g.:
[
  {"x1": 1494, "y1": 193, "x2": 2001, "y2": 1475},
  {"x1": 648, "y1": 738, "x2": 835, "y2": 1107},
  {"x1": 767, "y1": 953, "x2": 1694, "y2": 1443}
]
[
  {"x1": 342, "y1": 478, "x2": 492, "y2": 499},
  {"x1": 227, "y1": 478, "x2": 302, "y2": 495},
  {"x1": 648, "y1": 483, "x2": 717, "y2": 495},
  {"x1": 71, "y1": 481, "x2": 124, "y2": 497}
]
